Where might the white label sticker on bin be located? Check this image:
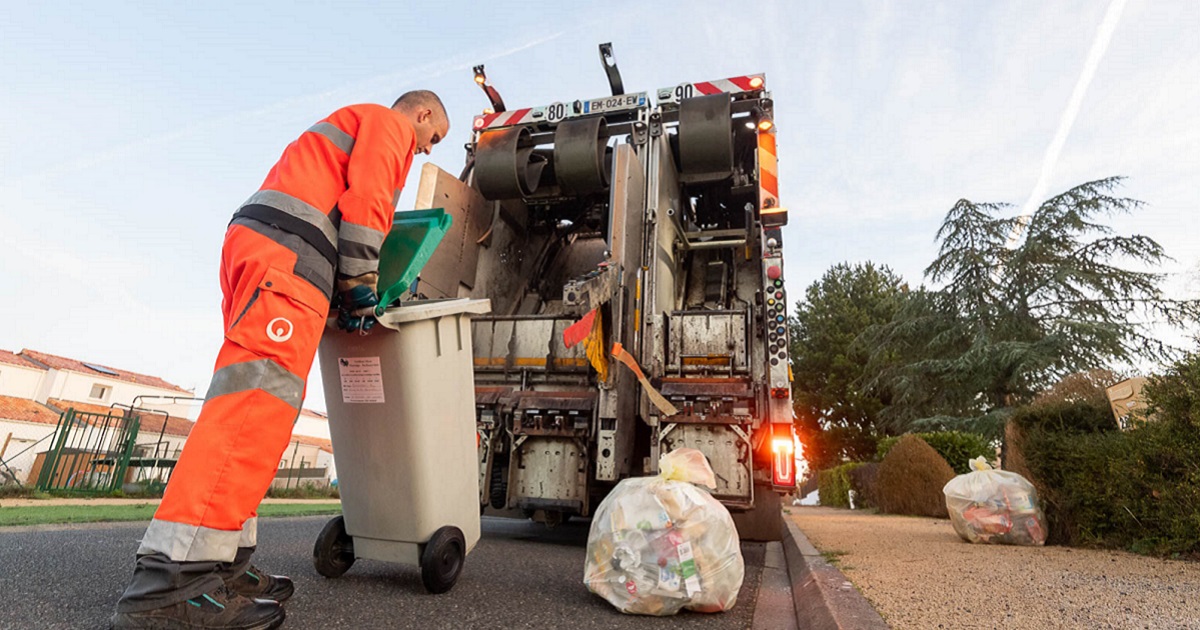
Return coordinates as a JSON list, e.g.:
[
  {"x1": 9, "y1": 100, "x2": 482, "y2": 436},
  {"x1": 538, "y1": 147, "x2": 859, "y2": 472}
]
[{"x1": 338, "y1": 357, "x2": 385, "y2": 403}]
